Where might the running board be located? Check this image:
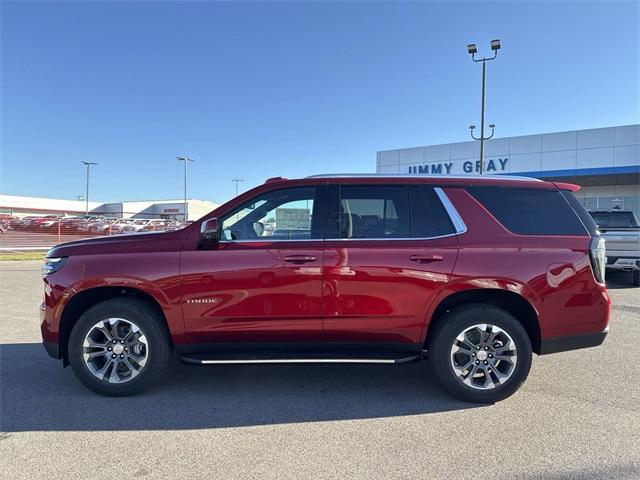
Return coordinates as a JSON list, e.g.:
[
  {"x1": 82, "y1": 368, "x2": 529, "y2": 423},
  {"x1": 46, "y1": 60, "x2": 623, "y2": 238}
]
[{"x1": 180, "y1": 353, "x2": 422, "y2": 365}]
